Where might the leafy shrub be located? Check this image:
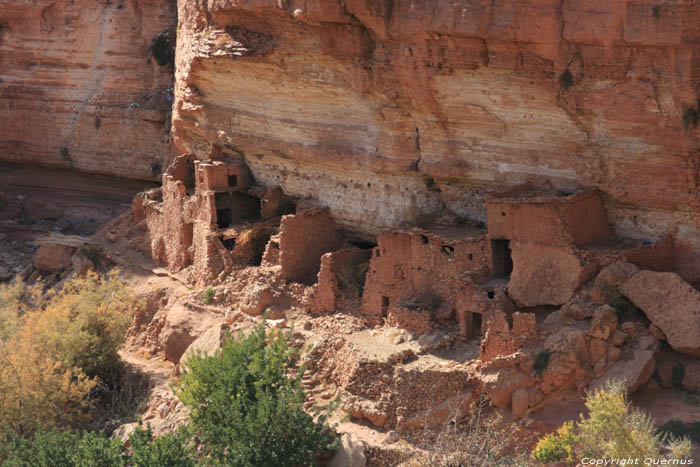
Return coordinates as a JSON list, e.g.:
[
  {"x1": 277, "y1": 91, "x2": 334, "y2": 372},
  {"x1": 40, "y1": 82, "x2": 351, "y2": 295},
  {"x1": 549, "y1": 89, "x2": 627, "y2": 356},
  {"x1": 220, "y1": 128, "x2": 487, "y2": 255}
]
[
  {"x1": 150, "y1": 32, "x2": 174, "y2": 67},
  {"x1": 652, "y1": 5, "x2": 662, "y2": 18},
  {"x1": 531, "y1": 382, "x2": 692, "y2": 463},
  {"x1": 559, "y1": 69, "x2": 574, "y2": 91},
  {"x1": 28, "y1": 271, "x2": 137, "y2": 384},
  {"x1": 683, "y1": 107, "x2": 699, "y2": 129},
  {"x1": 80, "y1": 247, "x2": 101, "y2": 269},
  {"x1": 533, "y1": 350, "x2": 551, "y2": 378},
  {"x1": 672, "y1": 363, "x2": 685, "y2": 388},
  {"x1": 532, "y1": 421, "x2": 578, "y2": 464},
  {"x1": 0, "y1": 424, "x2": 193, "y2": 467},
  {"x1": 0, "y1": 272, "x2": 139, "y2": 435},
  {"x1": 611, "y1": 296, "x2": 645, "y2": 323},
  {"x1": 204, "y1": 287, "x2": 215, "y2": 305},
  {"x1": 177, "y1": 323, "x2": 338, "y2": 466},
  {"x1": 128, "y1": 423, "x2": 194, "y2": 467}
]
